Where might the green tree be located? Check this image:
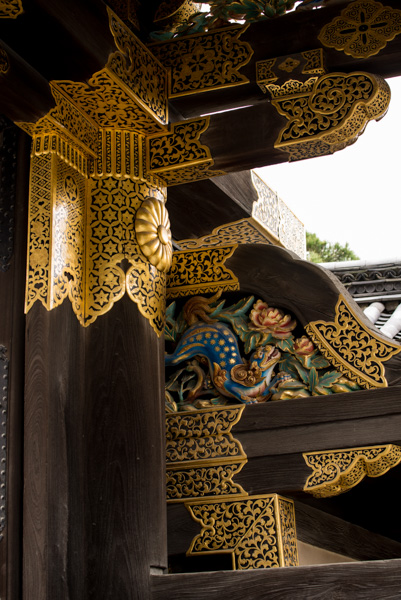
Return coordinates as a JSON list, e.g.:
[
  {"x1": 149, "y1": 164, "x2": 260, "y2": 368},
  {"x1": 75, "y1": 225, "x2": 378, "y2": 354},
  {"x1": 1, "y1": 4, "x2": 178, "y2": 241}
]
[{"x1": 306, "y1": 232, "x2": 359, "y2": 263}]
